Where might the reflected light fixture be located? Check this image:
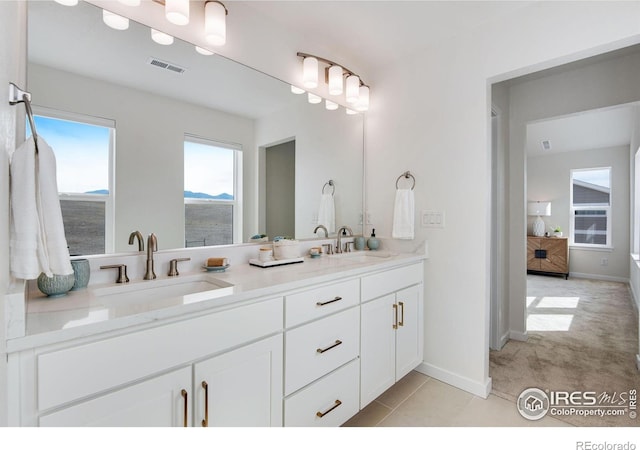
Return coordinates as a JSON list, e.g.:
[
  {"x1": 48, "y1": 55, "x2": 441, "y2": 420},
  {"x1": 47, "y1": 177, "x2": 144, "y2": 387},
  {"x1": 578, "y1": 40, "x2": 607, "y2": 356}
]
[
  {"x1": 346, "y1": 108, "x2": 358, "y2": 115},
  {"x1": 325, "y1": 100, "x2": 339, "y2": 111},
  {"x1": 205, "y1": 1, "x2": 228, "y2": 46},
  {"x1": 151, "y1": 28, "x2": 174, "y2": 45},
  {"x1": 291, "y1": 85, "x2": 305, "y2": 95},
  {"x1": 165, "y1": 0, "x2": 190, "y2": 26},
  {"x1": 297, "y1": 52, "x2": 369, "y2": 112},
  {"x1": 103, "y1": 10, "x2": 129, "y2": 30},
  {"x1": 54, "y1": 0, "x2": 78, "y2": 5},
  {"x1": 308, "y1": 93, "x2": 322, "y2": 104},
  {"x1": 117, "y1": 0, "x2": 141, "y2": 6},
  {"x1": 195, "y1": 46, "x2": 215, "y2": 56}
]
